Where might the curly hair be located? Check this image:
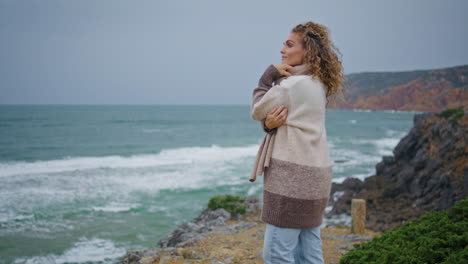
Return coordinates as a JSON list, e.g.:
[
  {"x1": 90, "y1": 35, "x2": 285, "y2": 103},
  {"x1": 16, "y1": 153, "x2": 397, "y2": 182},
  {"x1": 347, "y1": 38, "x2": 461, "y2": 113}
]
[{"x1": 291, "y1": 21, "x2": 346, "y2": 108}]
